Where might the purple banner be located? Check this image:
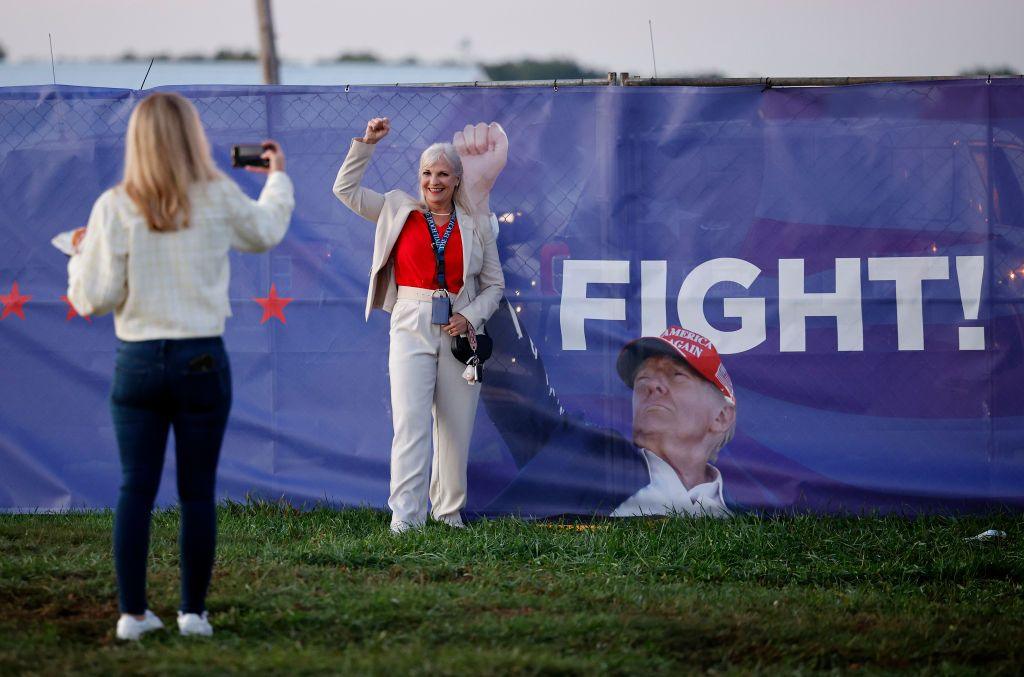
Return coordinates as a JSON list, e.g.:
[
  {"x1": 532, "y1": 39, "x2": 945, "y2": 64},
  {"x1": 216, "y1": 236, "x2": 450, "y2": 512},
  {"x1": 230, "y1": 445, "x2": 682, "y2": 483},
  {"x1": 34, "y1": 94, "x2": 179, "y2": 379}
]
[{"x1": 1, "y1": 81, "x2": 1022, "y2": 514}]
